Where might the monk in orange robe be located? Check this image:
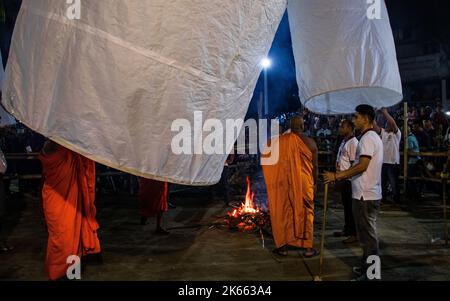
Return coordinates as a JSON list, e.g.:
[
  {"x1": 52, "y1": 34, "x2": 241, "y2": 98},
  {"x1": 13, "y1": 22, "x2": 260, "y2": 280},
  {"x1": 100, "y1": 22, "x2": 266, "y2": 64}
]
[
  {"x1": 39, "y1": 141, "x2": 101, "y2": 280},
  {"x1": 262, "y1": 116, "x2": 318, "y2": 257},
  {"x1": 138, "y1": 178, "x2": 169, "y2": 235}
]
